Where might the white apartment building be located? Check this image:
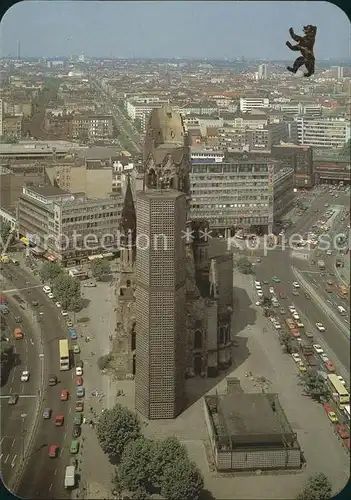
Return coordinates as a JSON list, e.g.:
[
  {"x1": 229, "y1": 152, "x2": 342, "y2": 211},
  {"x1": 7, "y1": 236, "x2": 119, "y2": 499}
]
[
  {"x1": 275, "y1": 102, "x2": 322, "y2": 117},
  {"x1": 126, "y1": 97, "x2": 170, "y2": 121},
  {"x1": 295, "y1": 117, "x2": 351, "y2": 148},
  {"x1": 239, "y1": 97, "x2": 270, "y2": 113}
]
